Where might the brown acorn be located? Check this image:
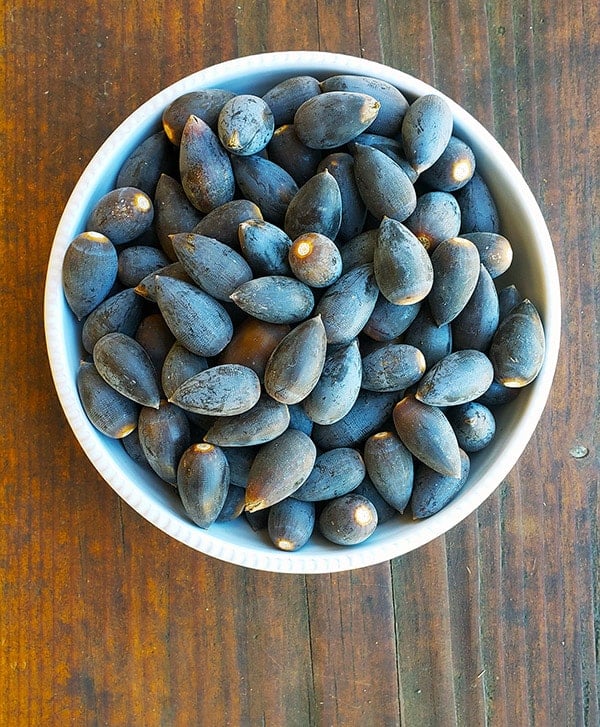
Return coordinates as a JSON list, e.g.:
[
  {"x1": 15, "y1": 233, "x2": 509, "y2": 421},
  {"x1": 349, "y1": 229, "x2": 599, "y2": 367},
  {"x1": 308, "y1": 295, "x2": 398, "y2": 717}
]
[
  {"x1": 217, "y1": 318, "x2": 291, "y2": 378},
  {"x1": 245, "y1": 429, "x2": 317, "y2": 512}
]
